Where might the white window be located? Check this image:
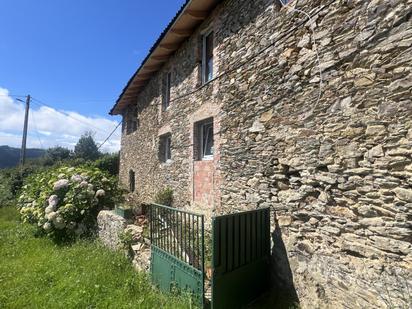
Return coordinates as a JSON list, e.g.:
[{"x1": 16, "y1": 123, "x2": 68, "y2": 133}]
[
  {"x1": 163, "y1": 72, "x2": 171, "y2": 110},
  {"x1": 195, "y1": 118, "x2": 214, "y2": 160},
  {"x1": 159, "y1": 134, "x2": 172, "y2": 163},
  {"x1": 202, "y1": 31, "x2": 214, "y2": 84}
]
